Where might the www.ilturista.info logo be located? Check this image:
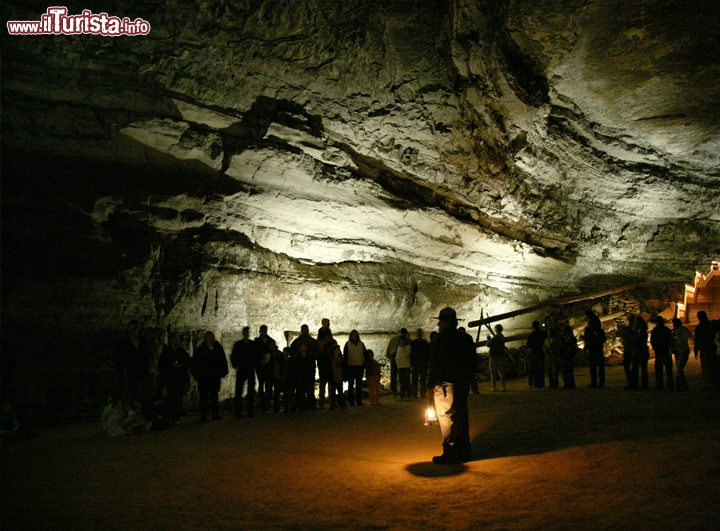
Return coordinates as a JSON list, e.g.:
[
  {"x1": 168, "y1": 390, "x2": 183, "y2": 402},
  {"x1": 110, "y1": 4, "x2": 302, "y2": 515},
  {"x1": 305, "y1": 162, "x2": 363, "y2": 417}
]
[{"x1": 7, "y1": 6, "x2": 150, "y2": 36}]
